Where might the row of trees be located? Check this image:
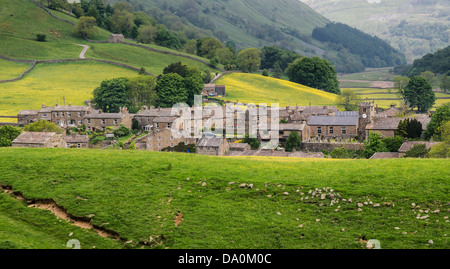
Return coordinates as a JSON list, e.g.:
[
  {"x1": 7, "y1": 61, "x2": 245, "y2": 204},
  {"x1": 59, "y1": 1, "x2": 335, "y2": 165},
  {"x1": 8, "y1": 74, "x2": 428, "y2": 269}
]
[{"x1": 92, "y1": 62, "x2": 205, "y2": 112}]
